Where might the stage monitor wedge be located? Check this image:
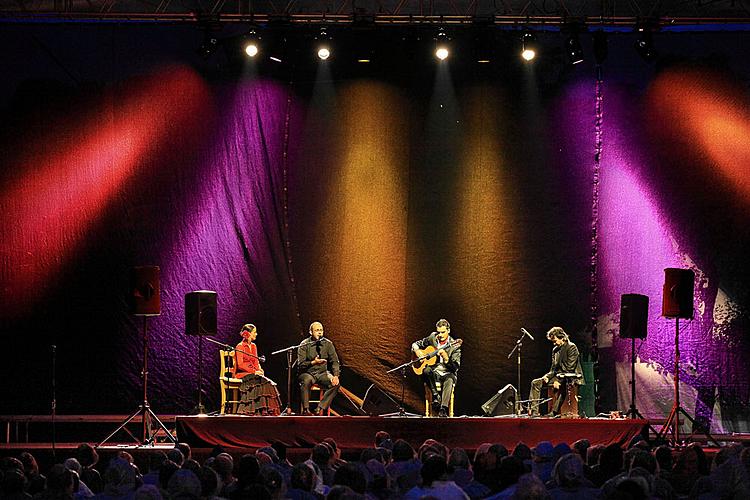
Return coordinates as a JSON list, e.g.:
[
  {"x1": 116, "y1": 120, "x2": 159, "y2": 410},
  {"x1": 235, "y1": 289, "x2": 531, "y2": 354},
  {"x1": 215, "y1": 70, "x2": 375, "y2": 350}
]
[{"x1": 481, "y1": 384, "x2": 517, "y2": 416}]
